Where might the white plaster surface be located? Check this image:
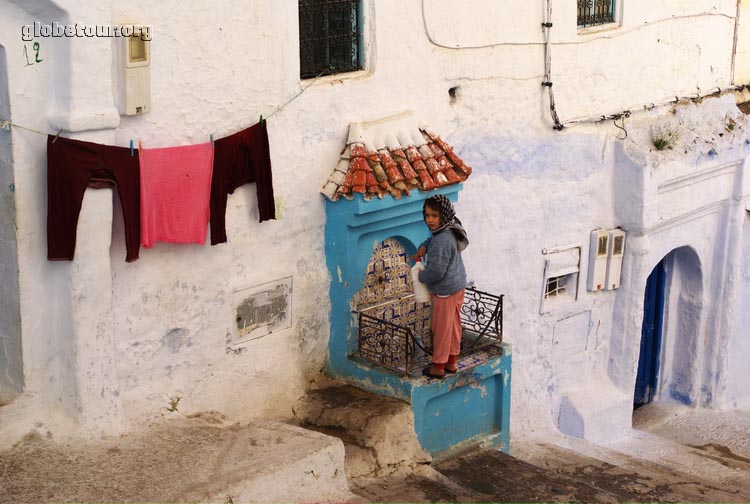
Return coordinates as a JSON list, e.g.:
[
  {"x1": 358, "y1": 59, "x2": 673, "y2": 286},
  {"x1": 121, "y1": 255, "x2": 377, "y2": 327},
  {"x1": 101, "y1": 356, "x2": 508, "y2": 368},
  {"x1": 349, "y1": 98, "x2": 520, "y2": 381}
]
[
  {"x1": 0, "y1": 0, "x2": 749, "y2": 453},
  {"x1": 557, "y1": 377, "x2": 631, "y2": 444}
]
